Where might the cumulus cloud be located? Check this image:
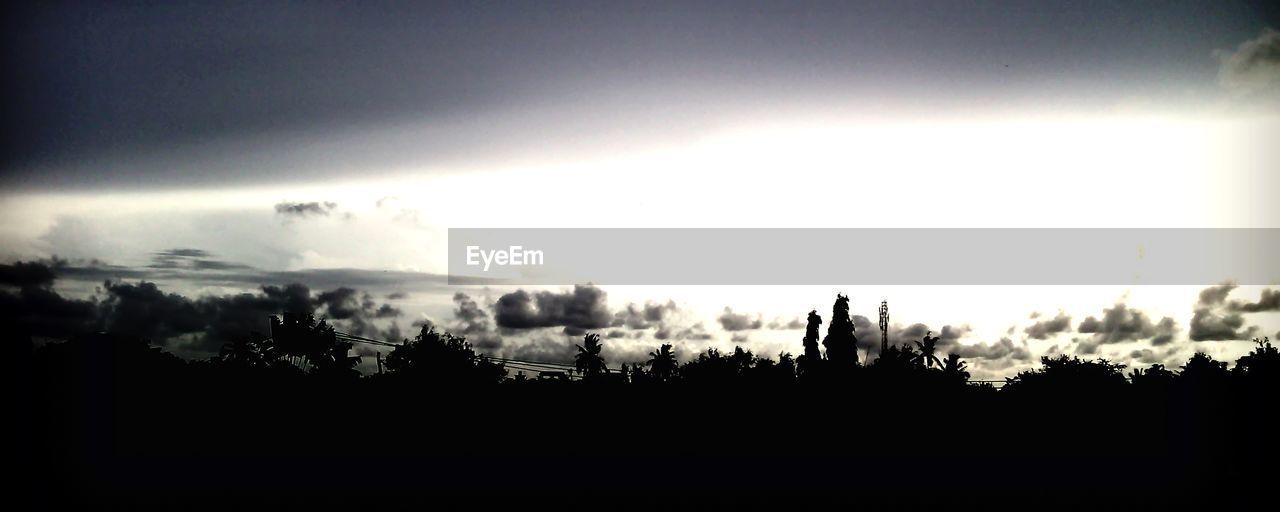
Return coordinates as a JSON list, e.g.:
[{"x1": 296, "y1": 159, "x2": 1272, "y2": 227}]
[
  {"x1": 1216, "y1": 28, "x2": 1280, "y2": 97},
  {"x1": 274, "y1": 201, "x2": 338, "y2": 217},
  {"x1": 1189, "y1": 284, "x2": 1259, "y2": 341},
  {"x1": 850, "y1": 314, "x2": 971, "y2": 357},
  {"x1": 1076, "y1": 303, "x2": 1178, "y2": 345},
  {"x1": 655, "y1": 322, "x2": 714, "y2": 341},
  {"x1": 612, "y1": 300, "x2": 680, "y2": 329},
  {"x1": 1128, "y1": 347, "x2": 1181, "y2": 366},
  {"x1": 1229, "y1": 288, "x2": 1280, "y2": 313},
  {"x1": 944, "y1": 337, "x2": 1032, "y2": 362},
  {"x1": 1, "y1": 261, "x2": 100, "y2": 338},
  {"x1": 493, "y1": 285, "x2": 612, "y2": 335},
  {"x1": 2, "y1": 259, "x2": 407, "y2": 357},
  {"x1": 450, "y1": 292, "x2": 502, "y2": 350},
  {"x1": 311, "y1": 286, "x2": 403, "y2": 339},
  {"x1": 1024, "y1": 312, "x2": 1072, "y2": 340},
  {"x1": 766, "y1": 316, "x2": 806, "y2": 330},
  {"x1": 717, "y1": 307, "x2": 763, "y2": 331}
]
